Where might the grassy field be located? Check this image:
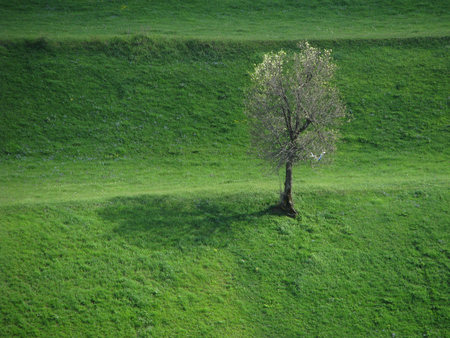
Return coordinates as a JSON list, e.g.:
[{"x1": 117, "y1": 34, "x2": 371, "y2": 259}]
[{"x1": 1, "y1": 1, "x2": 449, "y2": 337}]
